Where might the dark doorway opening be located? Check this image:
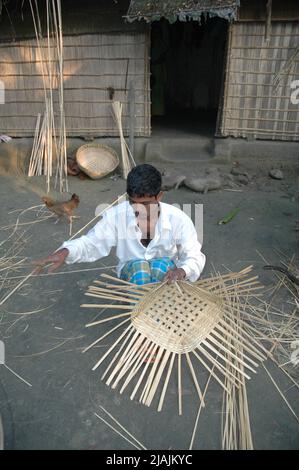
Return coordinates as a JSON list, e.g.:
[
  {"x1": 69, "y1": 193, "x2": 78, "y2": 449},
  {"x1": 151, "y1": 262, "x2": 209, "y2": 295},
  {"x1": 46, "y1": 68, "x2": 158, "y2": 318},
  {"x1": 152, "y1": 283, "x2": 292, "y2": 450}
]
[{"x1": 150, "y1": 17, "x2": 228, "y2": 137}]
